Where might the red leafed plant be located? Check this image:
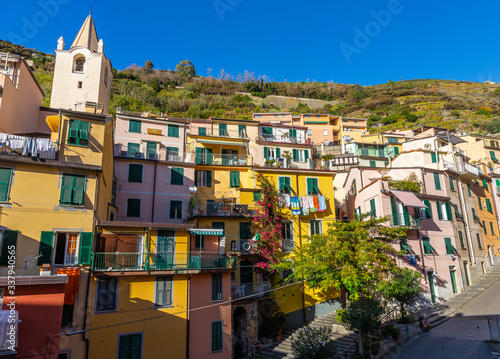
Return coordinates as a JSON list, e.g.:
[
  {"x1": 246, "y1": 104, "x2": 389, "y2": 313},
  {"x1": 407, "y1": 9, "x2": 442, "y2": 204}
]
[{"x1": 251, "y1": 174, "x2": 289, "y2": 279}]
